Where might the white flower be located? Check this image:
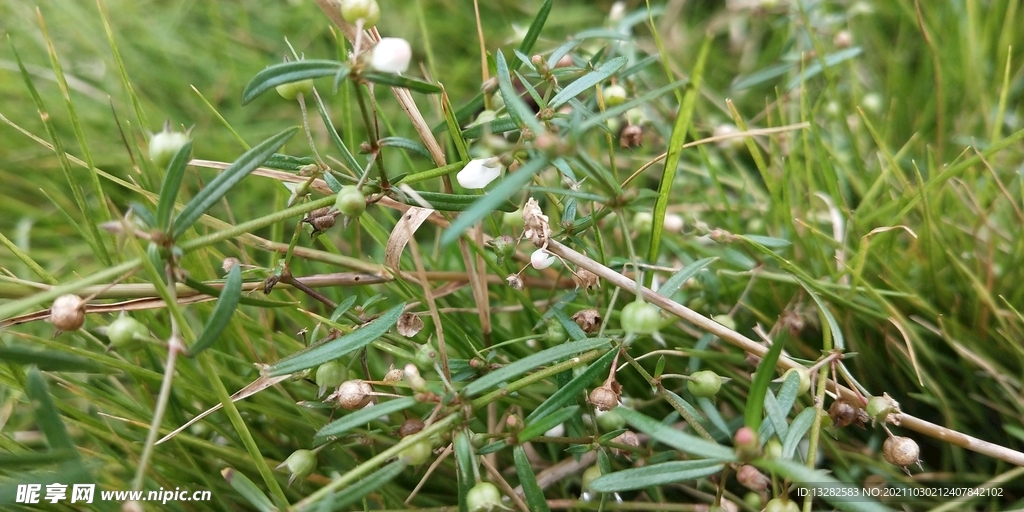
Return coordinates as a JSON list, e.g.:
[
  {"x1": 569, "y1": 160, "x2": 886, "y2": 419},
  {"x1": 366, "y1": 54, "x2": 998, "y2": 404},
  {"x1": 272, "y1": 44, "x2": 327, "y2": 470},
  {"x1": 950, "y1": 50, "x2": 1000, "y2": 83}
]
[
  {"x1": 456, "y1": 157, "x2": 502, "y2": 189},
  {"x1": 531, "y1": 249, "x2": 556, "y2": 270},
  {"x1": 370, "y1": 37, "x2": 411, "y2": 74}
]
